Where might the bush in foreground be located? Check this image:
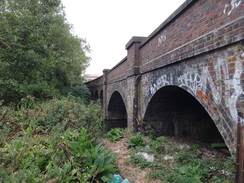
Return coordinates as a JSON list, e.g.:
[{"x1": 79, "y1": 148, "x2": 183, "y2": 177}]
[{"x1": 0, "y1": 97, "x2": 117, "y2": 183}]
